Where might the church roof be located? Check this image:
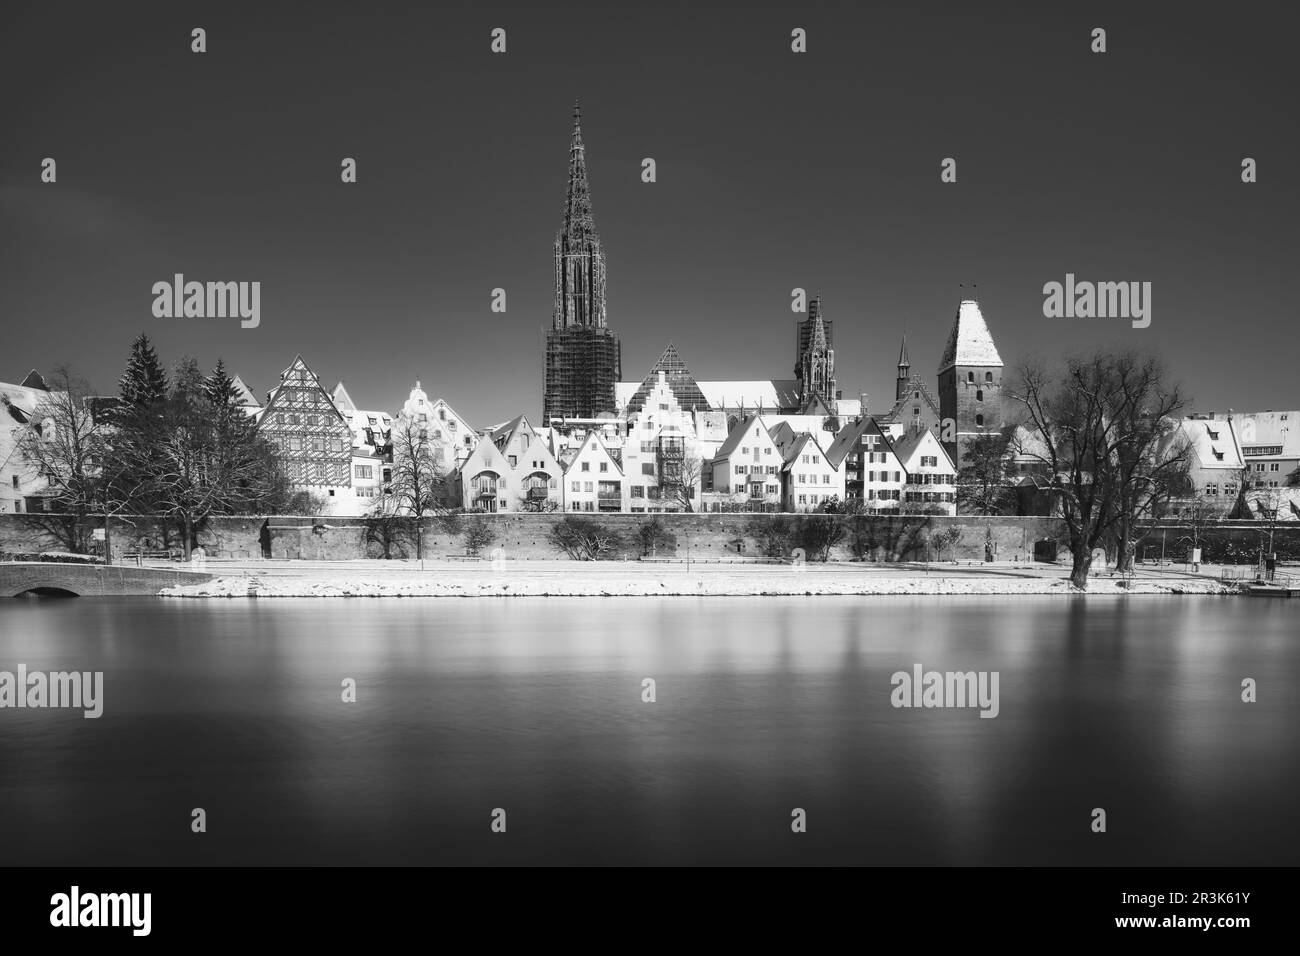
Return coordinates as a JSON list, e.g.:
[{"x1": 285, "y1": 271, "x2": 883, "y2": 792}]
[
  {"x1": 938, "y1": 299, "x2": 1003, "y2": 373},
  {"x1": 625, "y1": 343, "x2": 711, "y2": 414}
]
